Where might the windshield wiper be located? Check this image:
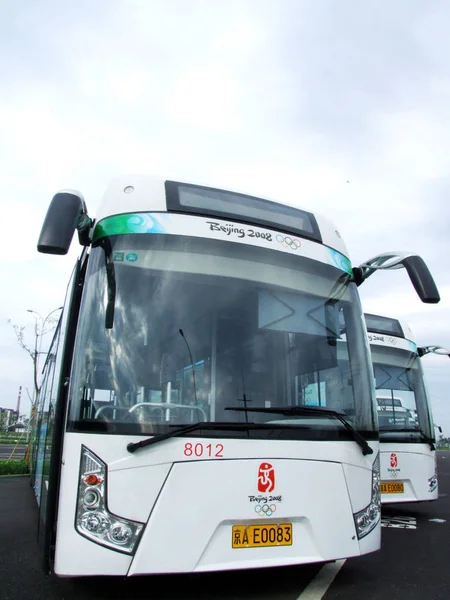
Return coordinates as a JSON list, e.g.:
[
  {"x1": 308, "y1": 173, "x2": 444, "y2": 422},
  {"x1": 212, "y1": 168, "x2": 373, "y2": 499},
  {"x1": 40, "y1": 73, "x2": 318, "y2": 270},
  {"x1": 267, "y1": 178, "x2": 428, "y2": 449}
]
[
  {"x1": 224, "y1": 405, "x2": 373, "y2": 456},
  {"x1": 126, "y1": 421, "x2": 304, "y2": 453},
  {"x1": 381, "y1": 428, "x2": 436, "y2": 450},
  {"x1": 99, "y1": 237, "x2": 116, "y2": 329}
]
